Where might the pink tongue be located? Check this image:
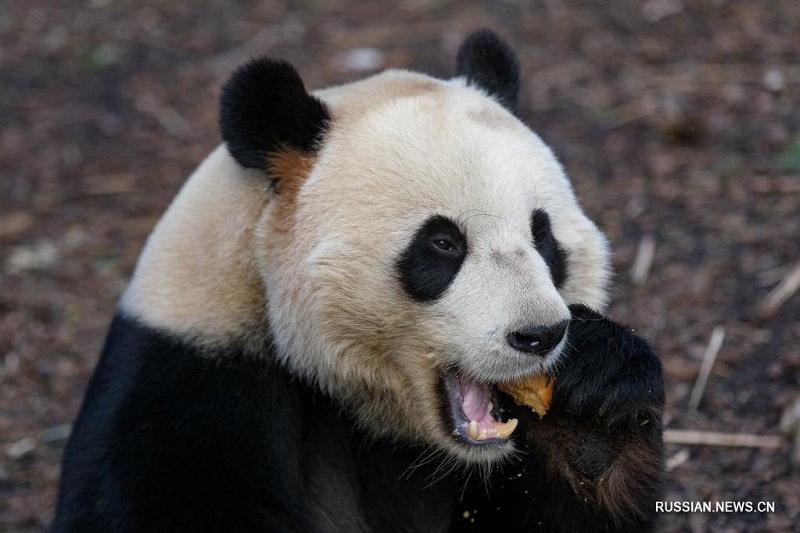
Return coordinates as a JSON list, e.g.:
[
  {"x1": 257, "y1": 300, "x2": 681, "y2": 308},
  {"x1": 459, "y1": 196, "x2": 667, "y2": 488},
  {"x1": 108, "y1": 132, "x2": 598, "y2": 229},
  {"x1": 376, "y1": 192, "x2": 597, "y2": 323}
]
[{"x1": 459, "y1": 376, "x2": 495, "y2": 429}]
